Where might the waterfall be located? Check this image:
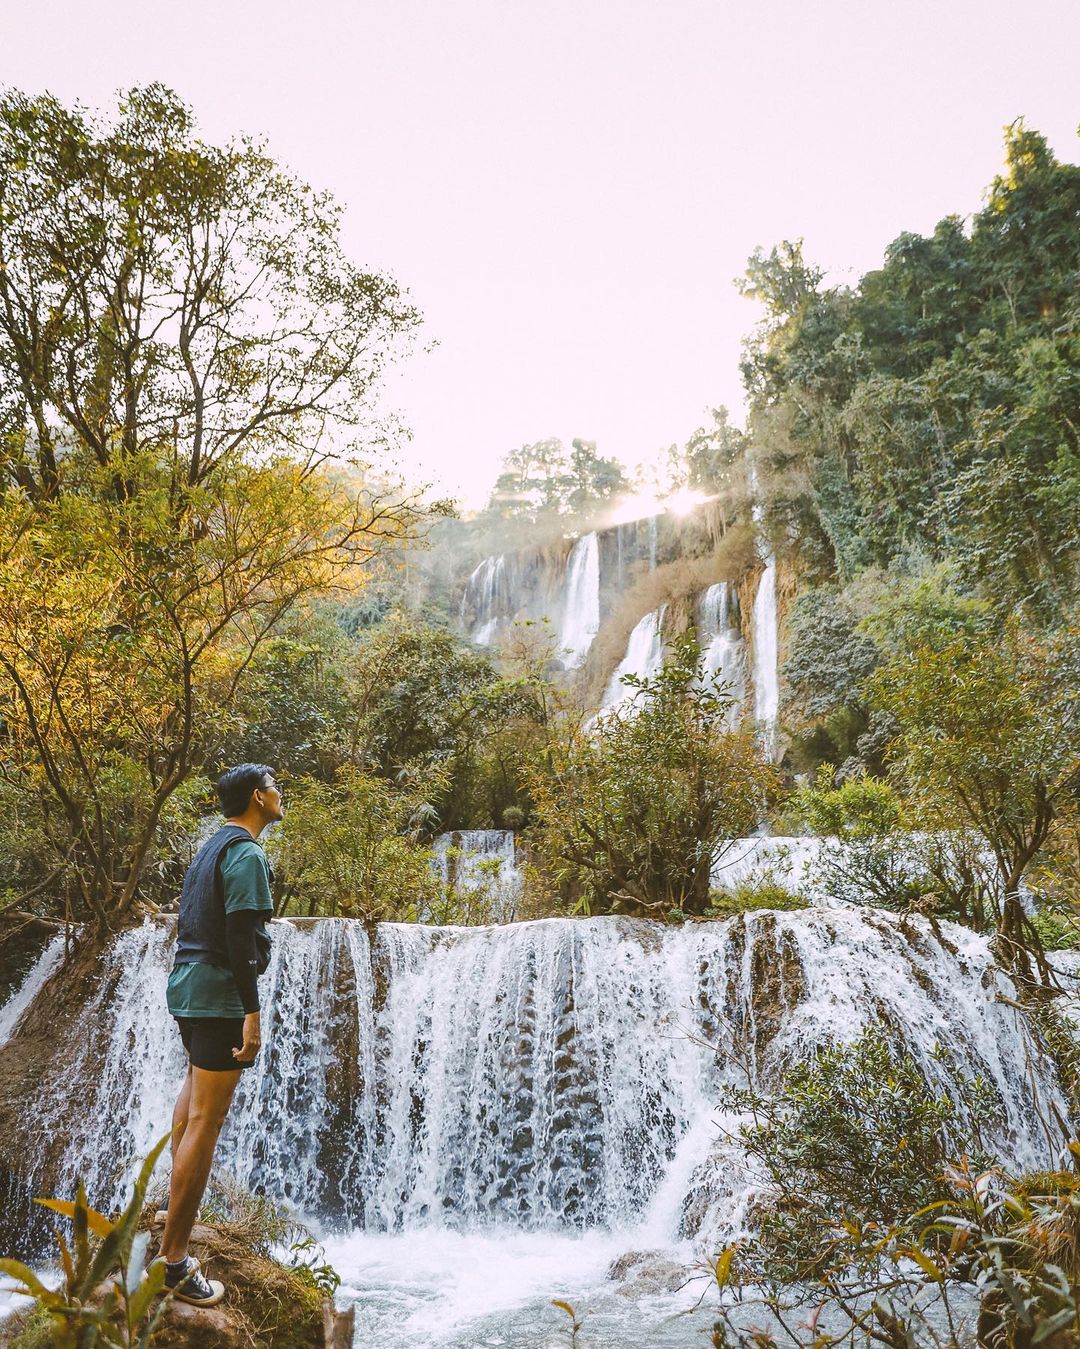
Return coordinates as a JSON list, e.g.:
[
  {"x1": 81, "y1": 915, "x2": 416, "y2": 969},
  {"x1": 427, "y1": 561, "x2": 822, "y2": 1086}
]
[
  {"x1": 751, "y1": 548, "x2": 779, "y2": 759},
  {"x1": 558, "y1": 533, "x2": 600, "y2": 669},
  {"x1": 696, "y1": 583, "x2": 746, "y2": 727},
  {"x1": 0, "y1": 936, "x2": 65, "y2": 1049},
  {"x1": 431, "y1": 831, "x2": 522, "y2": 922},
  {"x1": 9, "y1": 909, "x2": 1067, "y2": 1251},
  {"x1": 748, "y1": 473, "x2": 780, "y2": 760},
  {"x1": 600, "y1": 606, "x2": 667, "y2": 715},
  {"x1": 461, "y1": 555, "x2": 510, "y2": 646}
]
